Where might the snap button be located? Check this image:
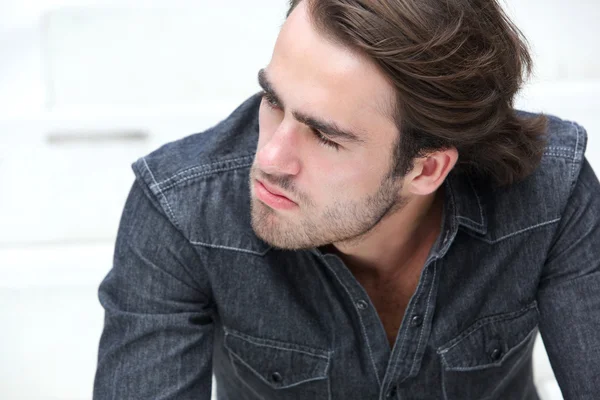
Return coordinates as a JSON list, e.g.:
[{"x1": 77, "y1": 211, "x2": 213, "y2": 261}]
[
  {"x1": 271, "y1": 371, "x2": 283, "y2": 383},
  {"x1": 356, "y1": 300, "x2": 368, "y2": 310},
  {"x1": 410, "y1": 315, "x2": 423, "y2": 327},
  {"x1": 490, "y1": 348, "x2": 503, "y2": 362},
  {"x1": 386, "y1": 385, "x2": 398, "y2": 398}
]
